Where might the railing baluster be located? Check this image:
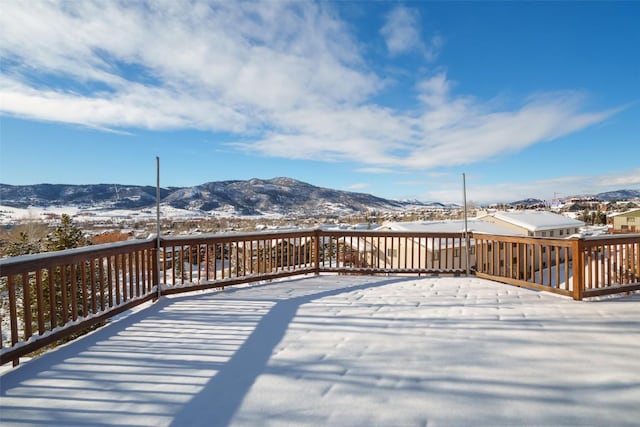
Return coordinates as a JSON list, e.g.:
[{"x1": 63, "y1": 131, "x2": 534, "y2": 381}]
[
  {"x1": 70, "y1": 264, "x2": 78, "y2": 321},
  {"x1": 60, "y1": 265, "x2": 69, "y2": 318},
  {"x1": 564, "y1": 247, "x2": 570, "y2": 290},
  {"x1": 107, "y1": 256, "x2": 114, "y2": 308},
  {"x1": 587, "y1": 247, "x2": 595, "y2": 289},
  {"x1": 8, "y1": 275, "x2": 18, "y2": 364},
  {"x1": 128, "y1": 252, "x2": 135, "y2": 297},
  {"x1": 47, "y1": 267, "x2": 56, "y2": 329},
  {"x1": 551, "y1": 248, "x2": 561, "y2": 288},
  {"x1": 135, "y1": 250, "x2": 141, "y2": 296},
  {"x1": 80, "y1": 262, "x2": 88, "y2": 316},
  {"x1": 90, "y1": 260, "x2": 97, "y2": 314},
  {"x1": 35, "y1": 269, "x2": 44, "y2": 335},
  {"x1": 99, "y1": 258, "x2": 105, "y2": 311}
]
